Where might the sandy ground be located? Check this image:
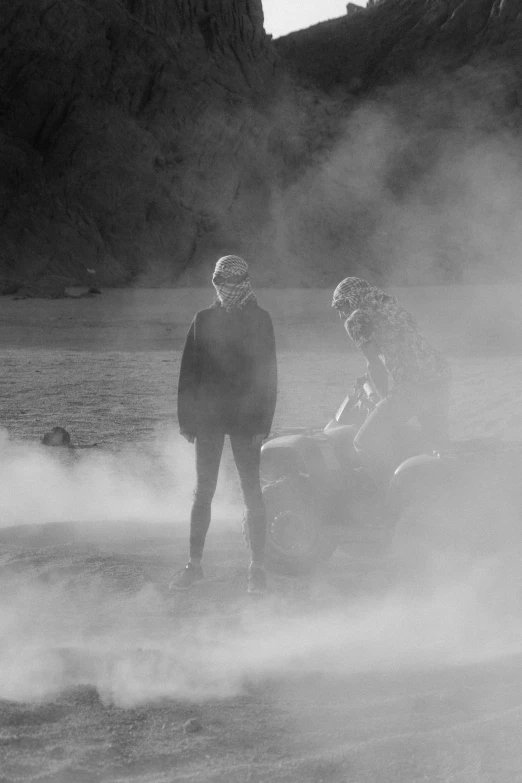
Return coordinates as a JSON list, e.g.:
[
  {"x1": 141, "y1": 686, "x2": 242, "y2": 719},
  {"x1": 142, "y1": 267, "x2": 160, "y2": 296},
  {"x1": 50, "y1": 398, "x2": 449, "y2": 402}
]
[{"x1": 2, "y1": 287, "x2": 522, "y2": 783}]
